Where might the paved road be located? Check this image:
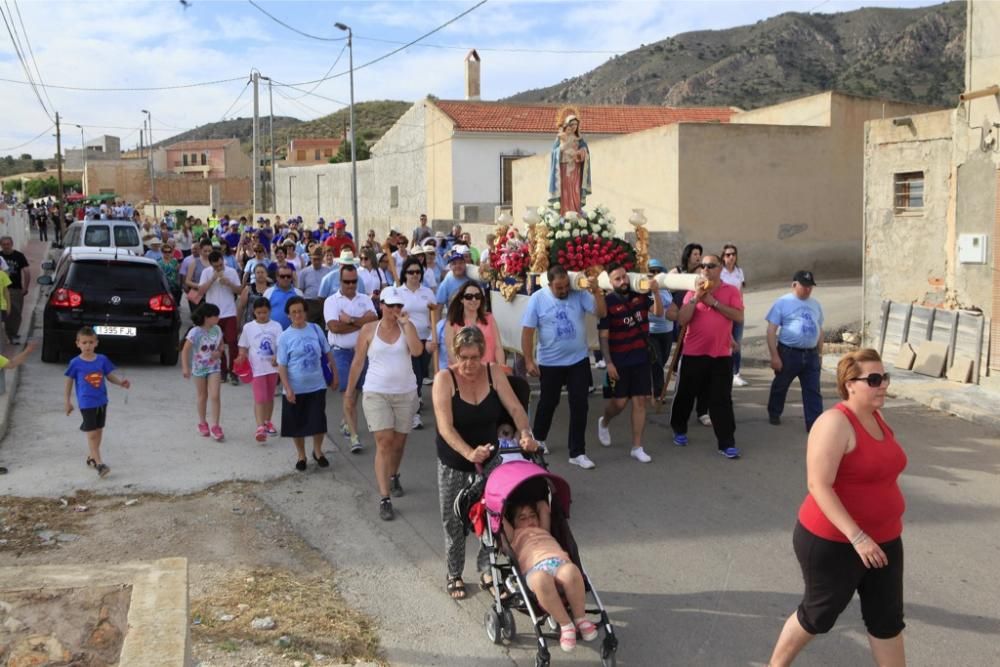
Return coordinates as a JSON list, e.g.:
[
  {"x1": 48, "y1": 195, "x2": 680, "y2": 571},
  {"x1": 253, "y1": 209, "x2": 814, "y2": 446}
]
[{"x1": 3, "y1": 283, "x2": 998, "y2": 666}]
